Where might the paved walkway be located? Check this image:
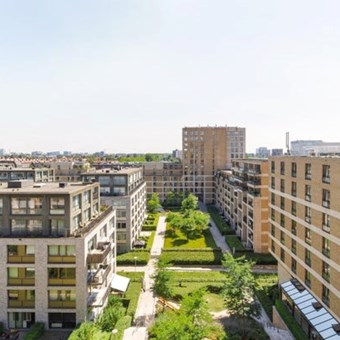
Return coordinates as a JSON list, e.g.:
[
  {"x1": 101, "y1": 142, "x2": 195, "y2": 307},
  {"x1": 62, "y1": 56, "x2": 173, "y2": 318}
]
[{"x1": 123, "y1": 215, "x2": 167, "y2": 340}]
